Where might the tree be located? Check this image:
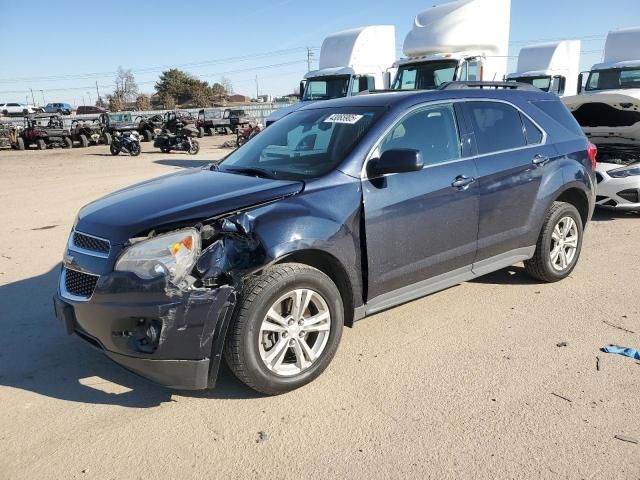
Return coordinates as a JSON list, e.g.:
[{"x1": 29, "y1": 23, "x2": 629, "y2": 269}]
[
  {"x1": 155, "y1": 68, "x2": 211, "y2": 105},
  {"x1": 221, "y1": 76, "x2": 233, "y2": 95},
  {"x1": 107, "y1": 93, "x2": 125, "y2": 112},
  {"x1": 211, "y1": 82, "x2": 226, "y2": 101},
  {"x1": 162, "y1": 95, "x2": 176, "y2": 110},
  {"x1": 191, "y1": 87, "x2": 211, "y2": 107},
  {"x1": 95, "y1": 96, "x2": 107, "y2": 108},
  {"x1": 114, "y1": 67, "x2": 138, "y2": 104},
  {"x1": 135, "y1": 94, "x2": 151, "y2": 111}
]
